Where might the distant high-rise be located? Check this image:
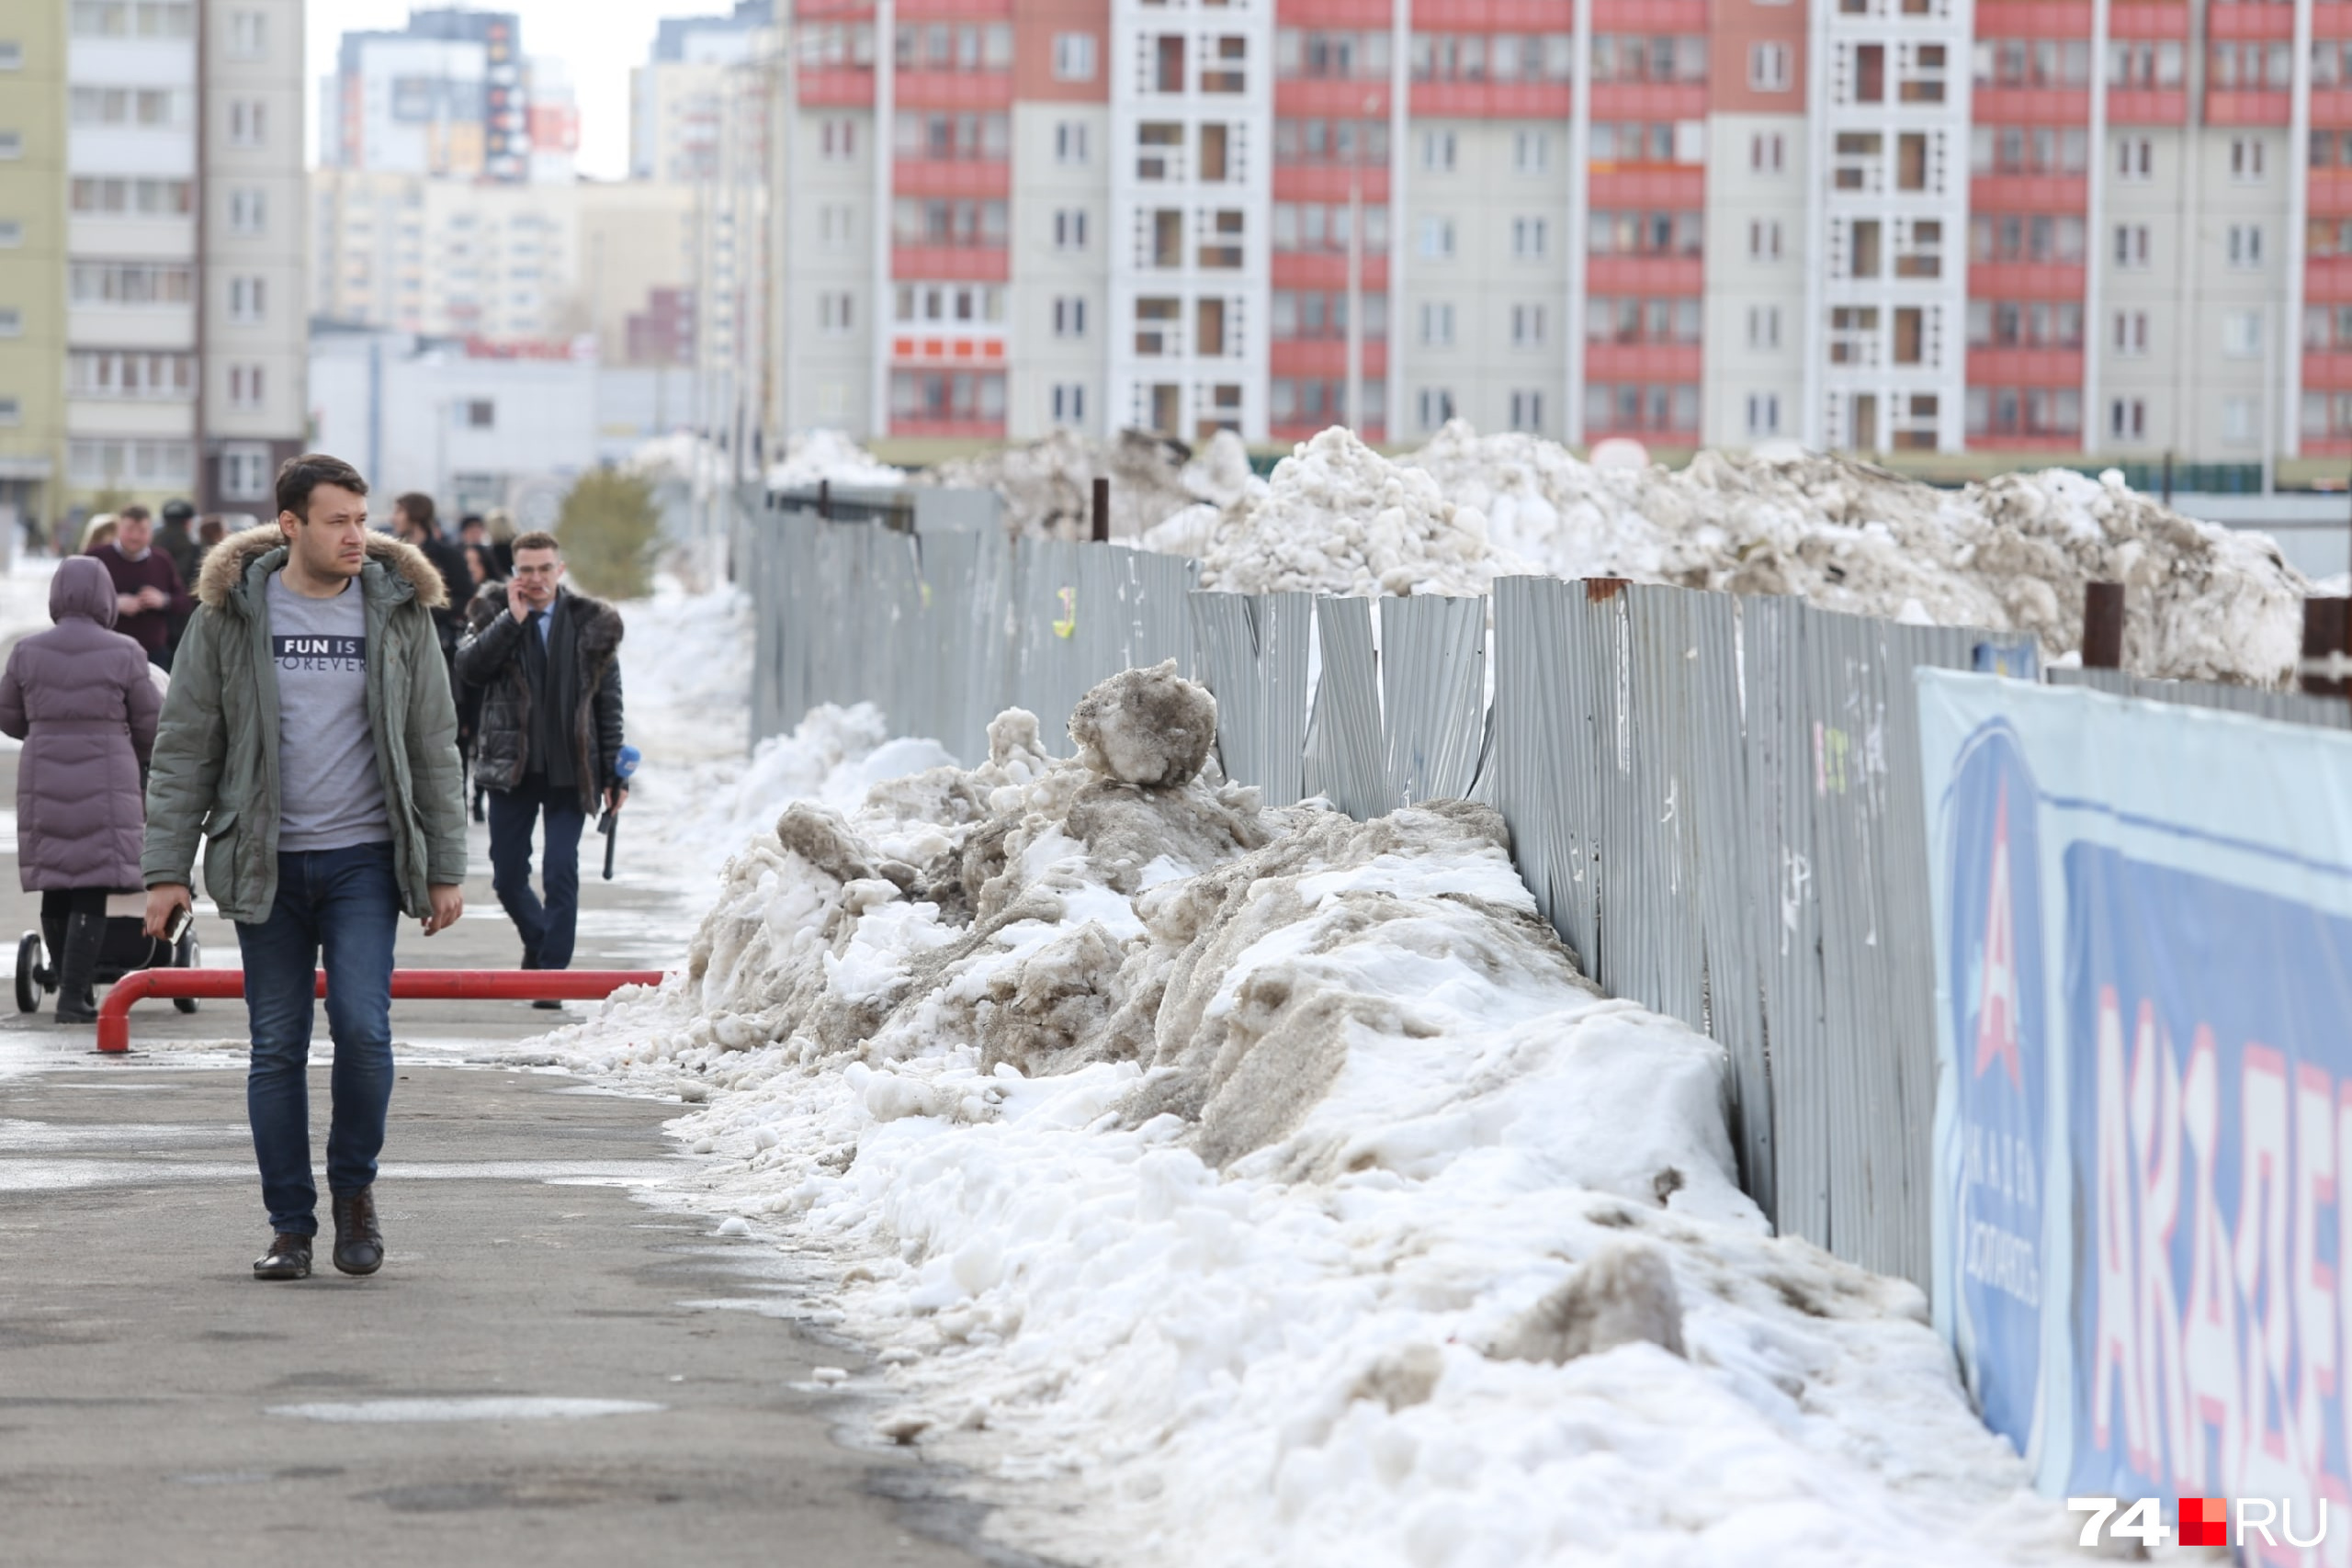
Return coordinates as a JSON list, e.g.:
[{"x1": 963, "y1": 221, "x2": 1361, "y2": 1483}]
[
  {"x1": 321, "y1": 8, "x2": 578, "y2": 186},
  {"x1": 631, "y1": 1, "x2": 772, "y2": 183}
]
